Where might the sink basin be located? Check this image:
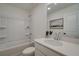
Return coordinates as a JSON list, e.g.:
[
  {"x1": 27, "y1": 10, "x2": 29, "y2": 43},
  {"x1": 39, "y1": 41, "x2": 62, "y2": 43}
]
[{"x1": 44, "y1": 40, "x2": 63, "y2": 46}]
